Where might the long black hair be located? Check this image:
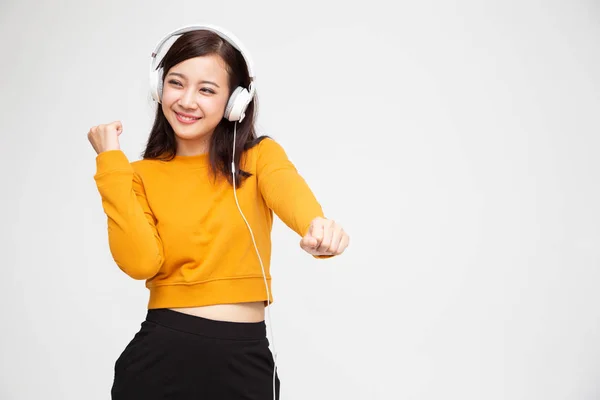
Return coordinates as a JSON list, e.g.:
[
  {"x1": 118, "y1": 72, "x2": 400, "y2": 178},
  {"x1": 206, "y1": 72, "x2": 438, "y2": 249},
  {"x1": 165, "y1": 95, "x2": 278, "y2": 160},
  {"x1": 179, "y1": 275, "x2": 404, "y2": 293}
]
[{"x1": 142, "y1": 29, "x2": 267, "y2": 186}]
